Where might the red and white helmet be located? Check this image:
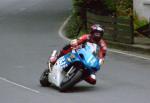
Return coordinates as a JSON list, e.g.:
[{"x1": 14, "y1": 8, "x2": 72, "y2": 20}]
[{"x1": 90, "y1": 24, "x2": 104, "y2": 42}]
